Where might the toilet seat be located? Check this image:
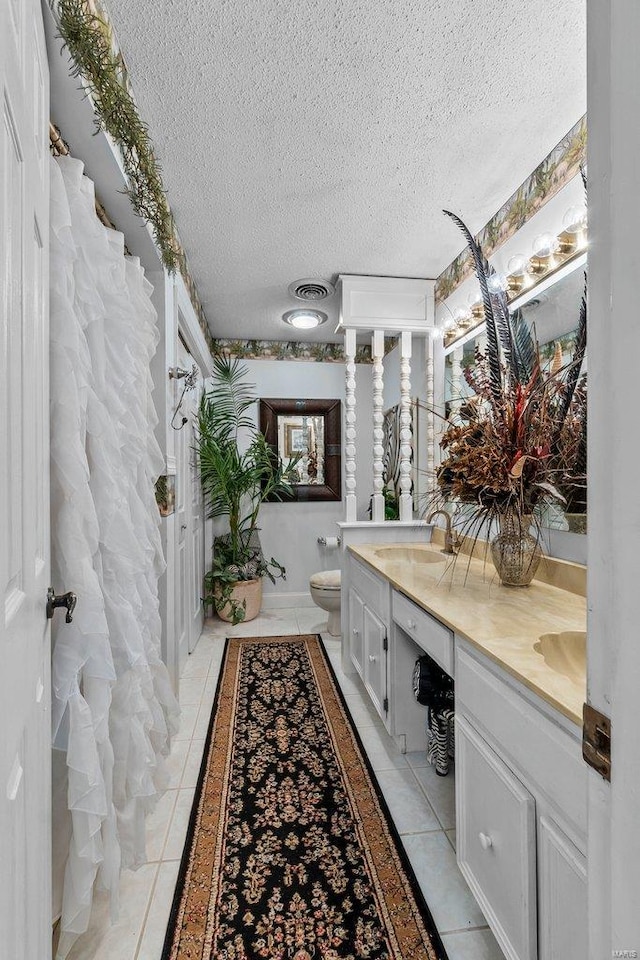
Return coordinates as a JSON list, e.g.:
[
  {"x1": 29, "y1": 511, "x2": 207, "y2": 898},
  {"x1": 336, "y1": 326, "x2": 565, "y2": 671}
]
[{"x1": 310, "y1": 569, "x2": 341, "y2": 590}]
